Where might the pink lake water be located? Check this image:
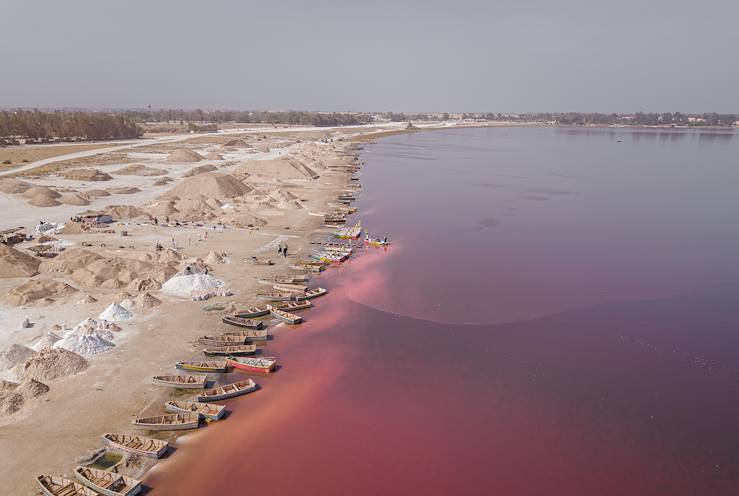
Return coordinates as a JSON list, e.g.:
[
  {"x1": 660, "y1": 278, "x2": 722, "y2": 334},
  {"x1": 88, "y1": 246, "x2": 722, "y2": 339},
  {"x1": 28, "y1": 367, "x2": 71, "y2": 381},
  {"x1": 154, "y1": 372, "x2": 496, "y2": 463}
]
[{"x1": 147, "y1": 127, "x2": 739, "y2": 495}]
